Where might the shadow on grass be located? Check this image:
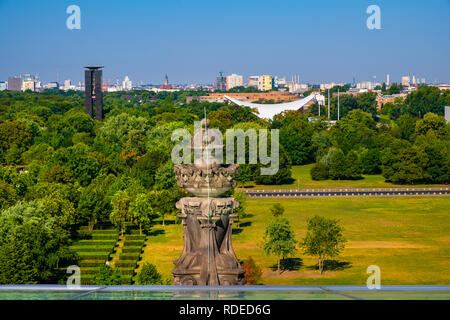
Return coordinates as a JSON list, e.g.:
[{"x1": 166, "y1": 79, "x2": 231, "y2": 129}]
[
  {"x1": 148, "y1": 229, "x2": 165, "y2": 237},
  {"x1": 306, "y1": 260, "x2": 352, "y2": 272},
  {"x1": 269, "y1": 258, "x2": 303, "y2": 273},
  {"x1": 239, "y1": 221, "x2": 252, "y2": 228},
  {"x1": 232, "y1": 228, "x2": 243, "y2": 235}
]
